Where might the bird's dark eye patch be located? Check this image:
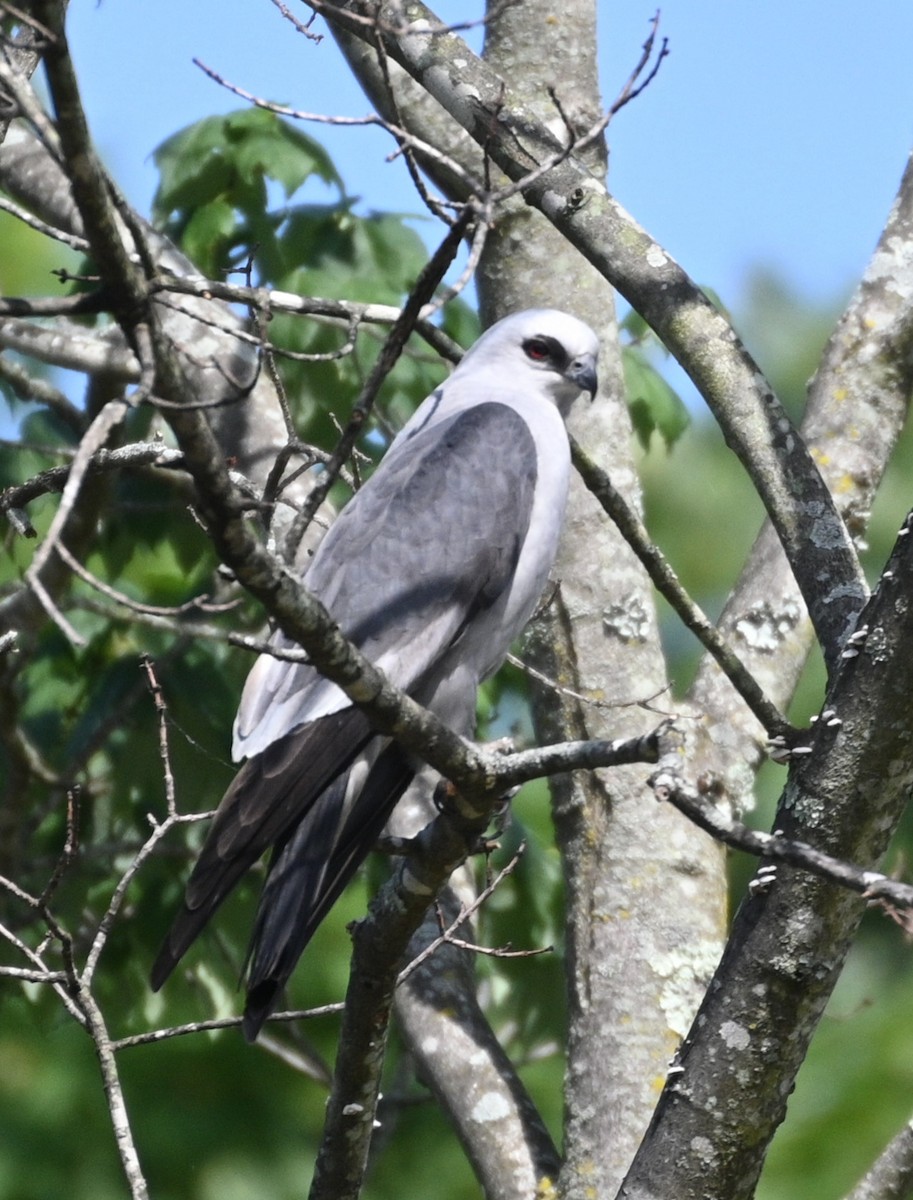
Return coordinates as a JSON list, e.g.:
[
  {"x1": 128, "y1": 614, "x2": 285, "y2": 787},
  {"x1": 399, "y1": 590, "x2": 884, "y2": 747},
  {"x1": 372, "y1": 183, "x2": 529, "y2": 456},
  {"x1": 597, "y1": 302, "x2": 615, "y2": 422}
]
[{"x1": 523, "y1": 335, "x2": 568, "y2": 369}]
